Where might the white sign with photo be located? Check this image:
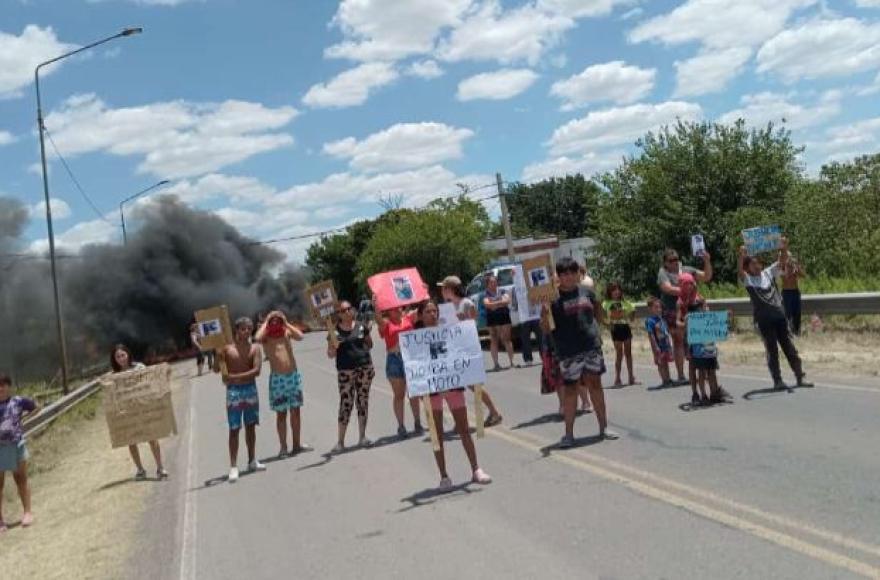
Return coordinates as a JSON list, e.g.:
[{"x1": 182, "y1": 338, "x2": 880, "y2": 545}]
[
  {"x1": 512, "y1": 263, "x2": 540, "y2": 323},
  {"x1": 400, "y1": 320, "x2": 487, "y2": 398}
]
